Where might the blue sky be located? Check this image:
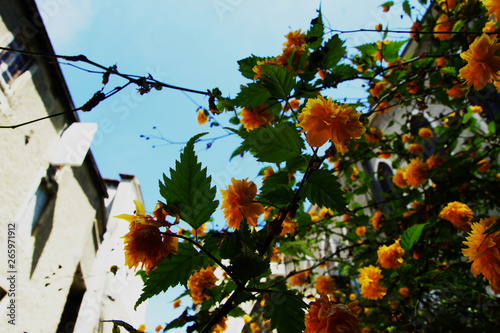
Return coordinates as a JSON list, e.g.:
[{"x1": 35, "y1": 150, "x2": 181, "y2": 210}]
[{"x1": 34, "y1": 0, "x2": 421, "y2": 331}]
